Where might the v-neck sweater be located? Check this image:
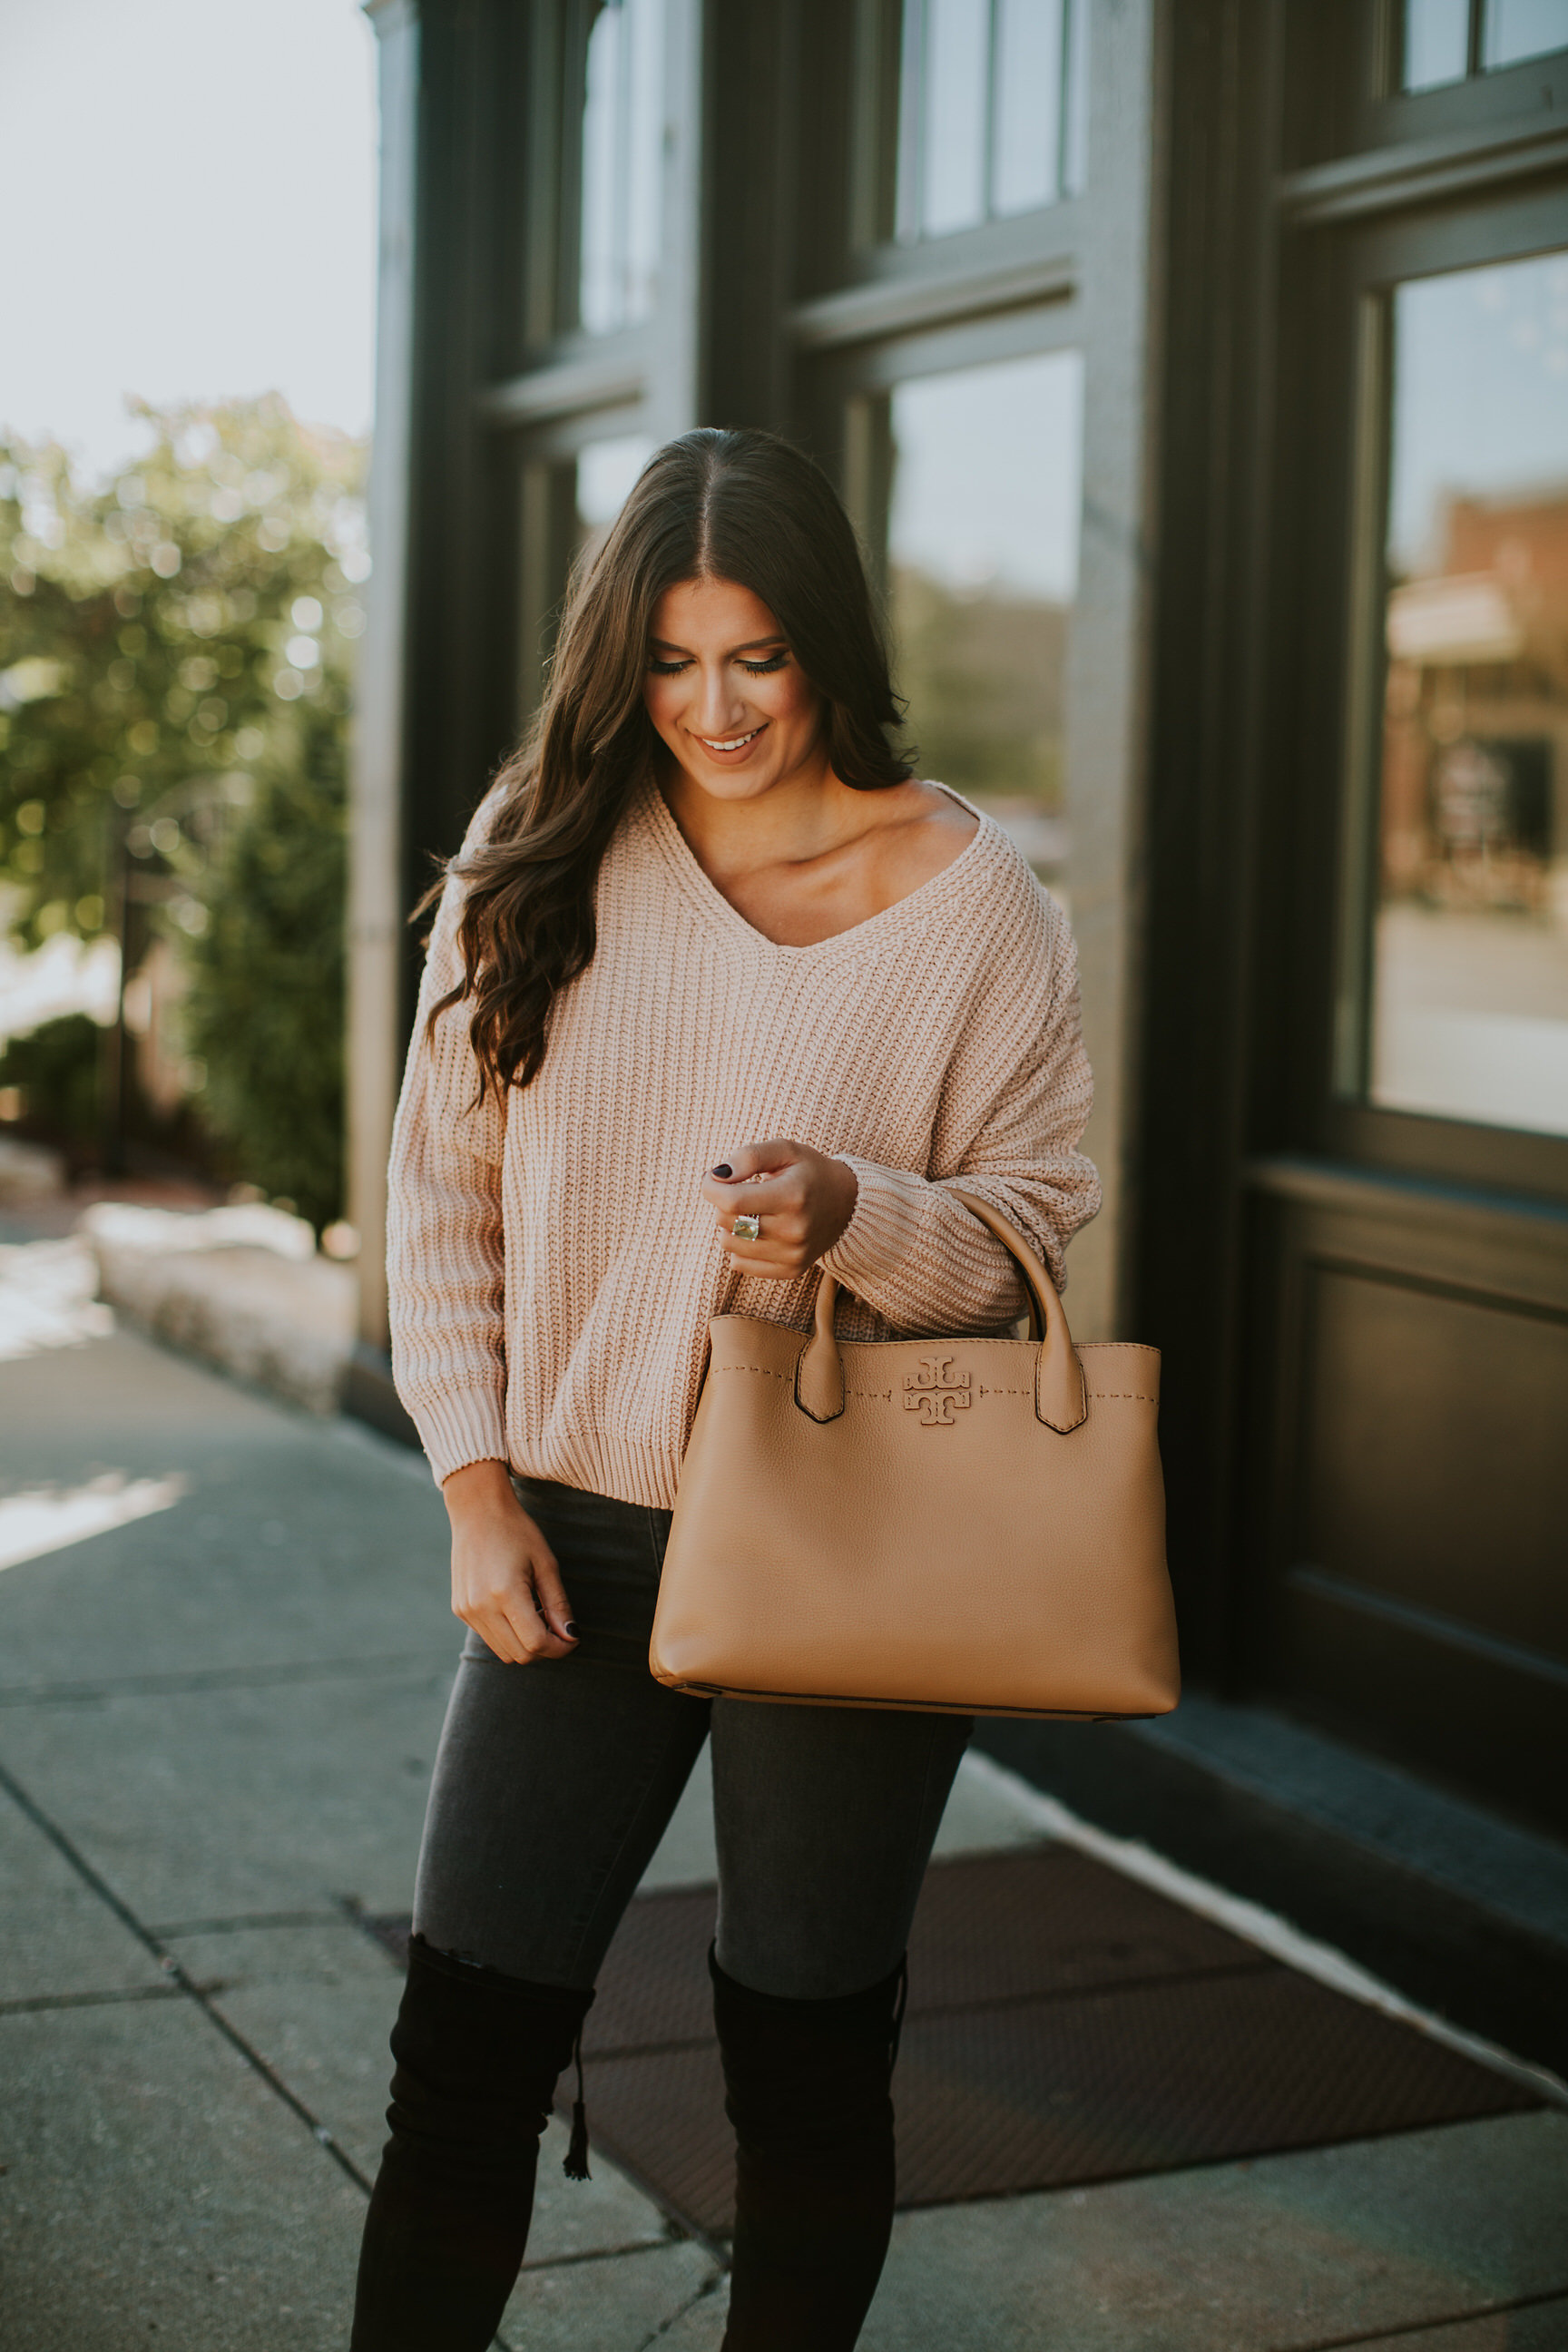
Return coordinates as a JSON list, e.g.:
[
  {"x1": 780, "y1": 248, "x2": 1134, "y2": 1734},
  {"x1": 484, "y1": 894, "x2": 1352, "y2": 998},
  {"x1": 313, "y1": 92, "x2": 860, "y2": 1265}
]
[{"x1": 386, "y1": 779, "x2": 1101, "y2": 1503}]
